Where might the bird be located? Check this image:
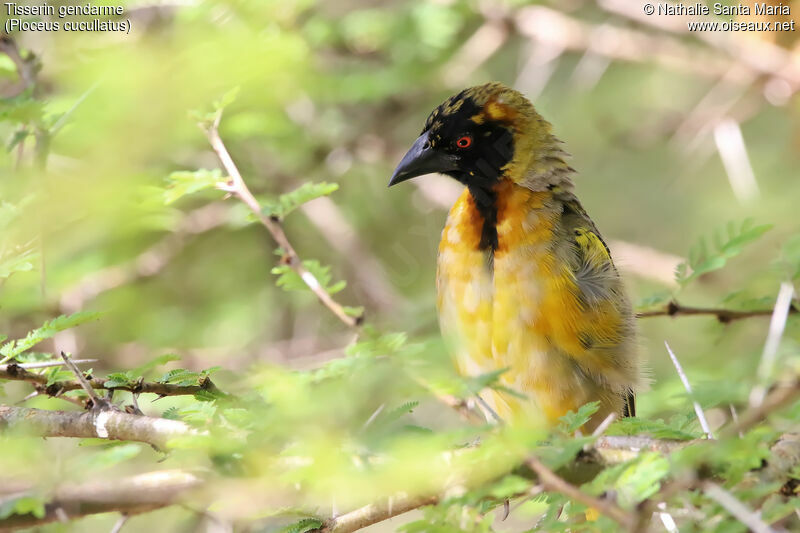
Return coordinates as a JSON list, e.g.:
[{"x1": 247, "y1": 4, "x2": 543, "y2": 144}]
[{"x1": 388, "y1": 82, "x2": 639, "y2": 430}]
